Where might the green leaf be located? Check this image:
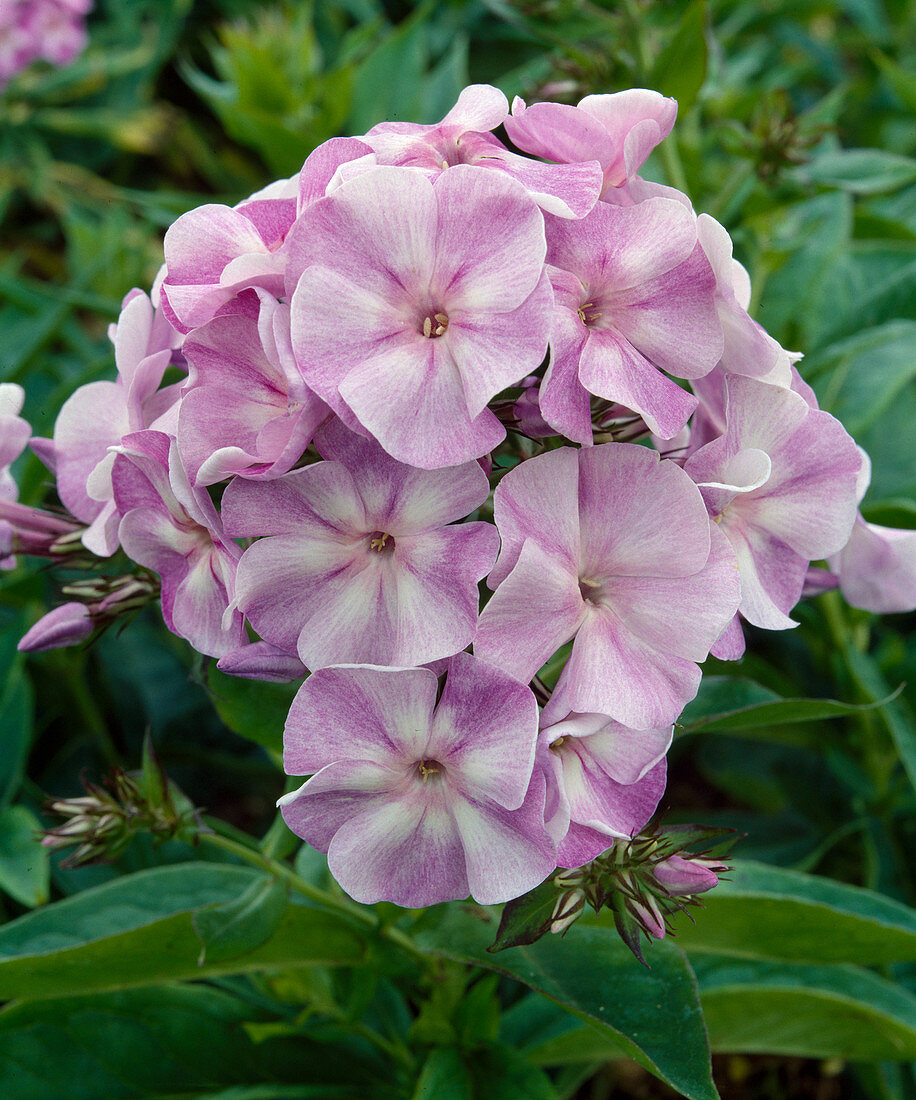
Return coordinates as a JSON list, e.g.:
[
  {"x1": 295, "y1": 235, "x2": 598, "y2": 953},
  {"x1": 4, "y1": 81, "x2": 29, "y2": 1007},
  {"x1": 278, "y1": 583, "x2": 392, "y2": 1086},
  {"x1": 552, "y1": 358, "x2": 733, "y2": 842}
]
[
  {"x1": 797, "y1": 149, "x2": 916, "y2": 195},
  {"x1": 693, "y1": 956, "x2": 916, "y2": 1060},
  {"x1": 679, "y1": 677, "x2": 887, "y2": 738},
  {"x1": 207, "y1": 666, "x2": 298, "y2": 754},
  {"x1": 0, "y1": 984, "x2": 376, "y2": 1100},
  {"x1": 0, "y1": 674, "x2": 32, "y2": 812},
  {"x1": 468, "y1": 1044, "x2": 559, "y2": 1099},
  {"x1": 808, "y1": 321, "x2": 916, "y2": 434},
  {"x1": 843, "y1": 646, "x2": 916, "y2": 792},
  {"x1": 0, "y1": 805, "x2": 49, "y2": 908},
  {"x1": 0, "y1": 862, "x2": 365, "y2": 1000},
  {"x1": 649, "y1": 1, "x2": 708, "y2": 111},
  {"x1": 489, "y1": 879, "x2": 559, "y2": 950},
  {"x1": 193, "y1": 874, "x2": 289, "y2": 965},
  {"x1": 412, "y1": 1048, "x2": 472, "y2": 1100},
  {"x1": 414, "y1": 904, "x2": 718, "y2": 1100},
  {"x1": 672, "y1": 860, "x2": 916, "y2": 964}
]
